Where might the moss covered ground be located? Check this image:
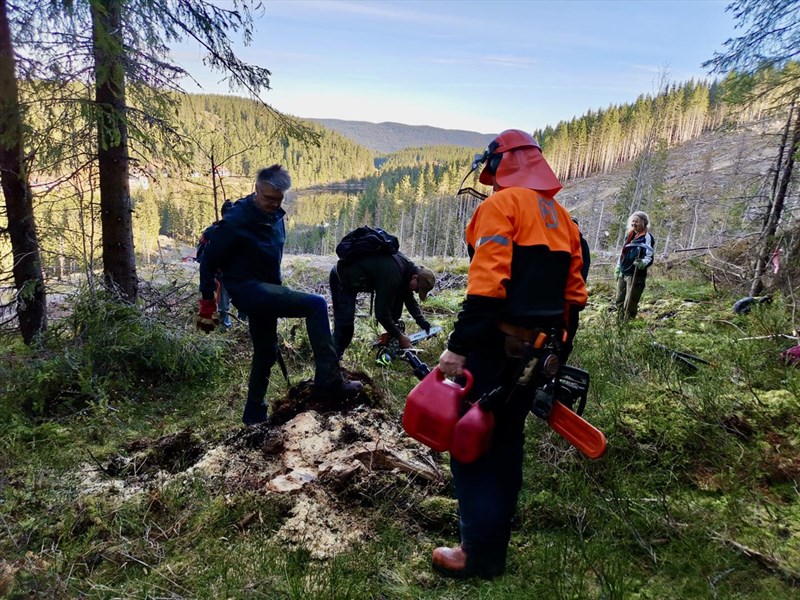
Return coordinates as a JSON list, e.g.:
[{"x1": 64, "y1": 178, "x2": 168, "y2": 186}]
[{"x1": 1, "y1": 262, "x2": 799, "y2": 598}]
